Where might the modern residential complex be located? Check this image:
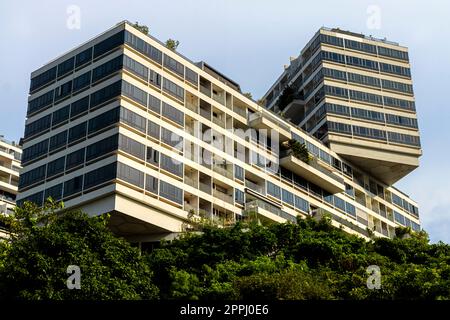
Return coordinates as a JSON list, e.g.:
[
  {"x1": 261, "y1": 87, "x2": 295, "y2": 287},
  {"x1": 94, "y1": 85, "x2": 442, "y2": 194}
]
[
  {"x1": 0, "y1": 137, "x2": 22, "y2": 238},
  {"x1": 17, "y1": 21, "x2": 421, "y2": 244}
]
